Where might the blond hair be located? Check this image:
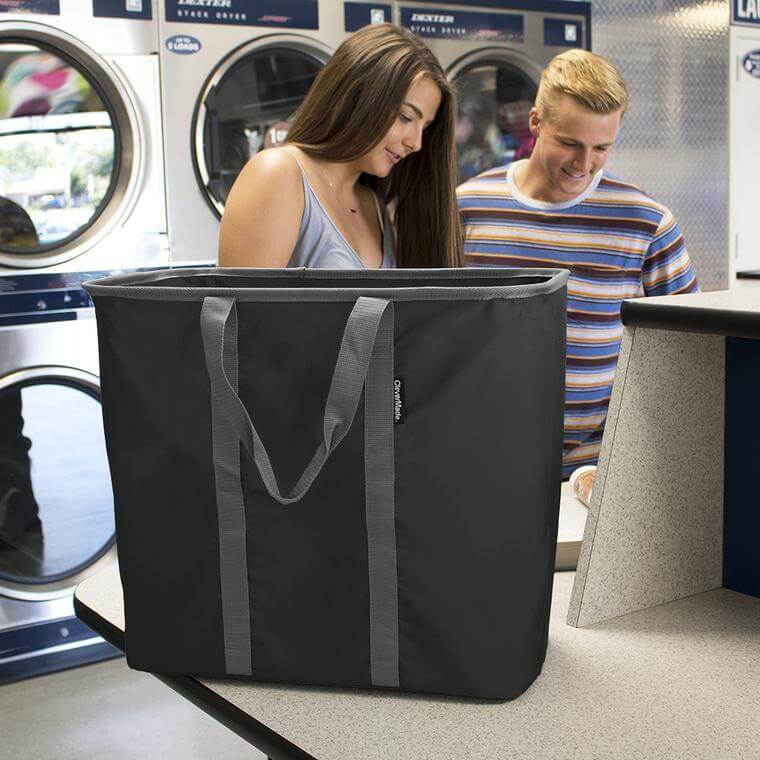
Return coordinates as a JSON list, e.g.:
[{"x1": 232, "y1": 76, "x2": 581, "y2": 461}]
[
  {"x1": 535, "y1": 49, "x2": 628, "y2": 121},
  {"x1": 286, "y1": 24, "x2": 463, "y2": 268}
]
